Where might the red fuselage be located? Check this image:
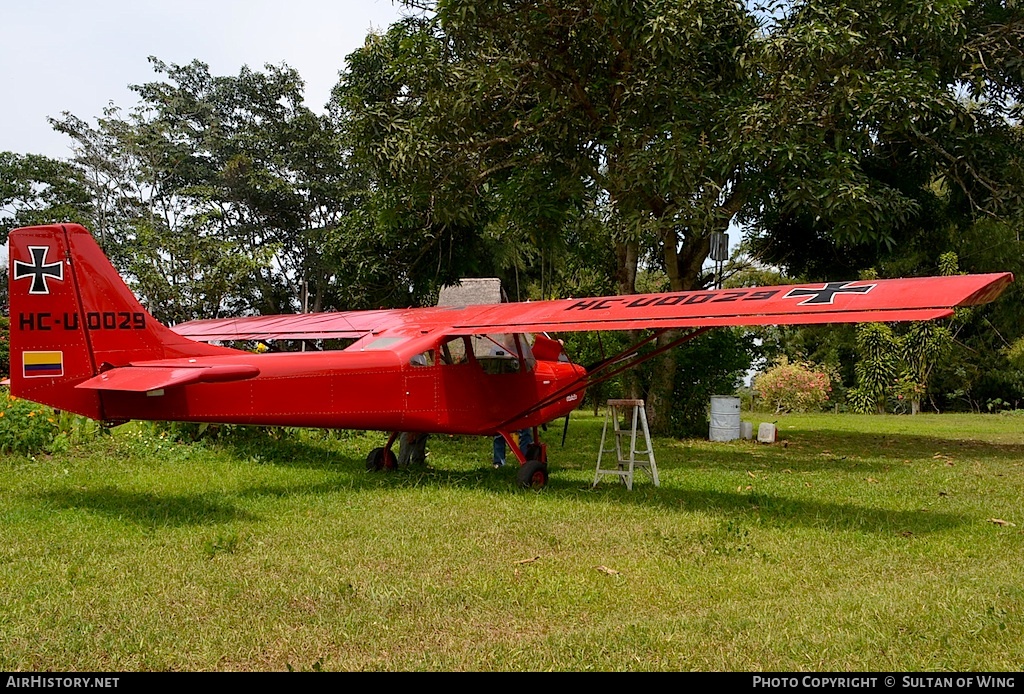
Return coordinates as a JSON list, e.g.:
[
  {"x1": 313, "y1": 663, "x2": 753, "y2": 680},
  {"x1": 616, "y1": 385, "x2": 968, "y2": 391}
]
[{"x1": 93, "y1": 341, "x2": 586, "y2": 436}]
